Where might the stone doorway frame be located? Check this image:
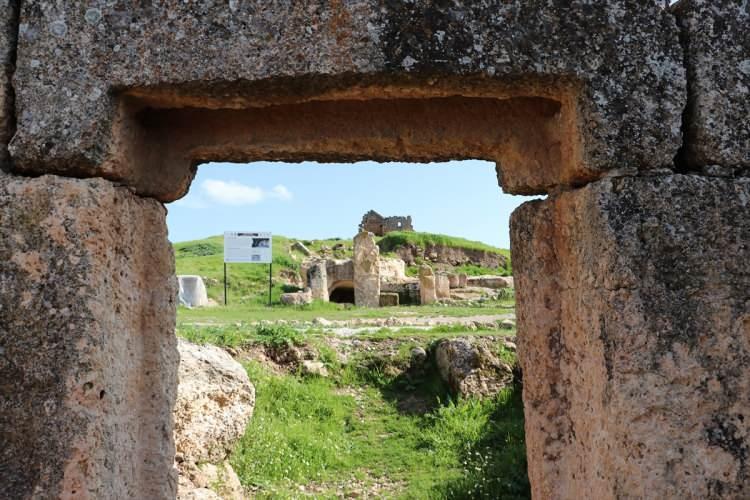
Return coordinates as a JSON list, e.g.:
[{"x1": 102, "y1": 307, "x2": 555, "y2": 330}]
[{"x1": 2, "y1": 2, "x2": 749, "y2": 499}]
